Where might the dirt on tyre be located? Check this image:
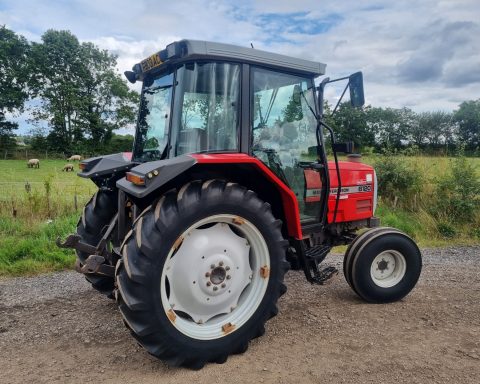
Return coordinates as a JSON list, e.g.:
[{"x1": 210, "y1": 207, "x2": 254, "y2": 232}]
[
  {"x1": 76, "y1": 189, "x2": 118, "y2": 295},
  {"x1": 115, "y1": 180, "x2": 289, "y2": 369},
  {"x1": 345, "y1": 228, "x2": 422, "y2": 303}
]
